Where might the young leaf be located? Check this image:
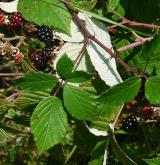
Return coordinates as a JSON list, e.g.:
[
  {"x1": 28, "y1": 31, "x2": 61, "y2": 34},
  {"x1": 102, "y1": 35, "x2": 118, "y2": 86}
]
[
  {"x1": 63, "y1": 85, "x2": 97, "y2": 120},
  {"x1": 88, "y1": 140, "x2": 107, "y2": 165},
  {"x1": 56, "y1": 53, "x2": 74, "y2": 79},
  {"x1": 110, "y1": 132, "x2": 137, "y2": 165},
  {"x1": 85, "y1": 14, "x2": 122, "y2": 86},
  {"x1": 15, "y1": 72, "x2": 58, "y2": 92},
  {"x1": 31, "y1": 96, "x2": 68, "y2": 154},
  {"x1": 56, "y1": 54, "x2": 92, "y2": 82},
  {"x1": 145, "y1": 76, "x2": 160, "y2": 104},
  {"x1": 18, "y1": 0, "x2": 71, "y2": 35},
  {"x1": 100, "y1": 77, "x2": 141, "y2": 106},
  {"x1": 143, "y1": 157, "x2": 160, "y2": 165}
]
